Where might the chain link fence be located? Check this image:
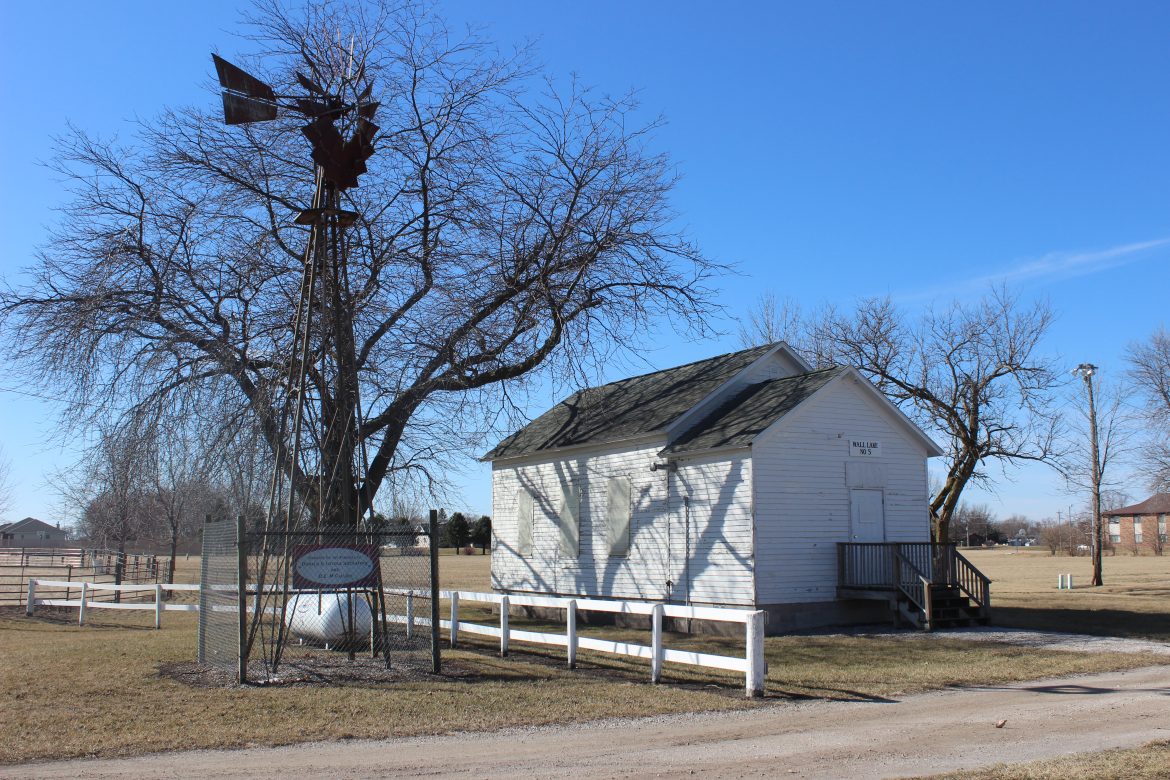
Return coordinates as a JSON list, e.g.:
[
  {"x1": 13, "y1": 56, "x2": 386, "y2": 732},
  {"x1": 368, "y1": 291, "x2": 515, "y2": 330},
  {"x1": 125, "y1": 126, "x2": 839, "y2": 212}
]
[
  {"x1": 197, "y1": 515, "x2": 241, "y2": 673},
  {"x1": 198, "y1": 514, "x2": 439, "y2": 684}
]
